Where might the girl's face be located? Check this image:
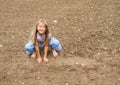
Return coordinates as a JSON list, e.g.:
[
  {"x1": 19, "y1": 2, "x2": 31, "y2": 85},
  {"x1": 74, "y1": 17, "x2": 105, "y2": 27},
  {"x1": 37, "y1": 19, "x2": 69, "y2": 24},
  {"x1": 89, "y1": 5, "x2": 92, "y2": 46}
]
[{"x1": 37, "y1": 22, "x2": 46, "y2": 34}]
